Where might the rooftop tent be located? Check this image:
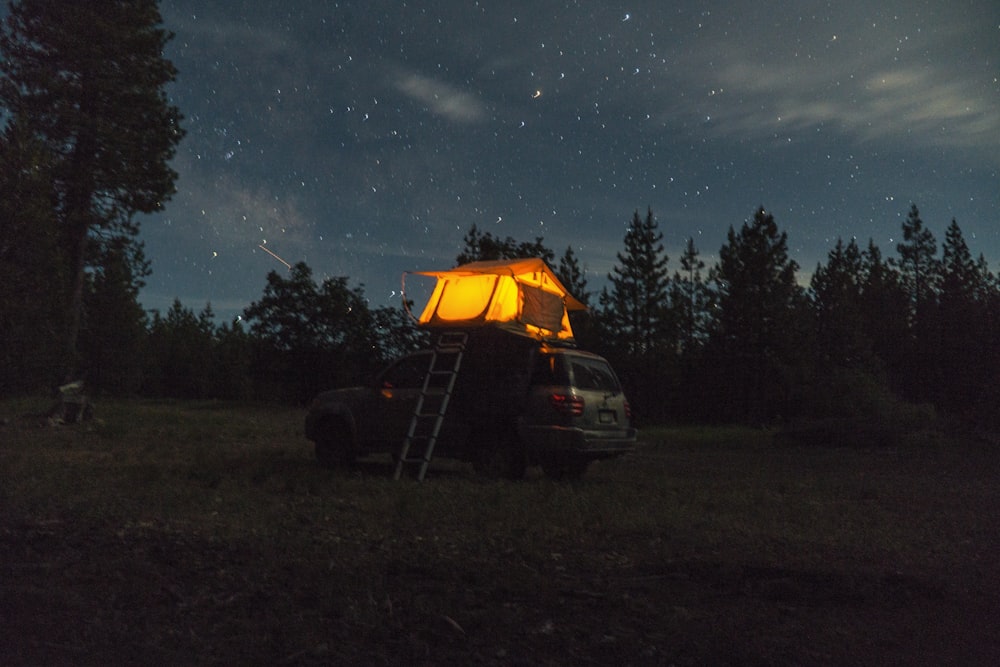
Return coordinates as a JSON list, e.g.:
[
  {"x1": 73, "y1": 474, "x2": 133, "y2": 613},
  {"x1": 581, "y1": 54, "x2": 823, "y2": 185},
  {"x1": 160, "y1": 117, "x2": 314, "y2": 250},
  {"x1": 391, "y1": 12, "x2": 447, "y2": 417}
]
[{"x1": 405, "y1": 258, "x2": 587, "y2": 340}]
